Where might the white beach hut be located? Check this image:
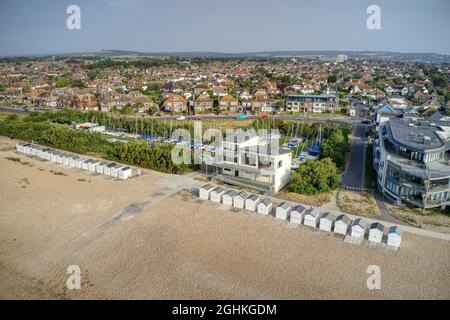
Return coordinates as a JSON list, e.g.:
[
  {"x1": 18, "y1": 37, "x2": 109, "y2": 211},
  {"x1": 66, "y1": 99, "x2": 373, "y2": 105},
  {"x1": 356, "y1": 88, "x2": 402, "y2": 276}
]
[
  {"x1": 334, "y1": 214, "x2": 351, "y2": 236},
  {"x1": 210, "y1": 187, "x2": 226, "y2": 203},
  {"x1": 290, "y1": 205, "x2": 306, "y2": 224},
  {"x1": 303, "y1": 208, "x2": 320, "y2": 228},
  {"x1": 16, "y1": 143, "x2": 25, "y2": 153},
  {"x1": 89, "y1": 160, "x2": 101, "y2": 172},
  {"x1": 22, "y1": 144, "x2": 32, "y2": 155},
  {"x1": 75, "y1": 157, "x2": 87, "y2": 169},
  {"x1": 28, "y1": 145, "x2": 37, "y2": 156},
  {"x1": 69, "y1": 155, "x2": 80, "y2": 168},
  {"x1": 257, "y1": 198, "x2": 272, "y2": 215},
  {"x1": 233, "y1": 192, "x2": 249, "y2": 209},
  {"x1": 62, "y1": 154, "x2": 71, "y2": 166},
  {"x1": 387, "y1": 226, "x2": 402, "y2": 248},
  {"x1": 245, "y1": 194, "x2": 261, "y2": 212},
  {"x1": 118, "y1": 167, "x2": 132, "y2": 180},
  {"x1": 110, "y1": 164, "x2": 123, "y2": 178},
  {"x1": 49, "y1": 151, "x2": 57, "y2": 163},
  {"x1": 368, "y1": 222, "x2": 385, "y2": 243},
  {"x1": 319, "y1": 212, "x2": 335, "y2": 232},
  {"x1": 103, "y1": 163, "x2": 116, "y2": 176},
  {"x1": 351, "y1": 218, "x2": 366, "y2": 239},
  {"x1": 199, "y1": 184, "x2": 214, "y2": 200},
  {"x1": 81, "y1": 159, "x2": 91, "y2": 171},
  {"x1": 96, "y1": 162, "x2": 108, "y2": 174},
  {"x1": 35, "y1": 147, "x2": 44, "y2": 159},
  {"x1": 222, "y1": 190, "x2": 237, "y2": 206},
  {"x1": 275, "y1": 202, "x2": 292, "y2": 220},
  {"x1": 56, "y1": 152, "x2": 64, "y2": 164},
  {"x1": 41, "y1": 148, "x2": 51, "y2": 161}
]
